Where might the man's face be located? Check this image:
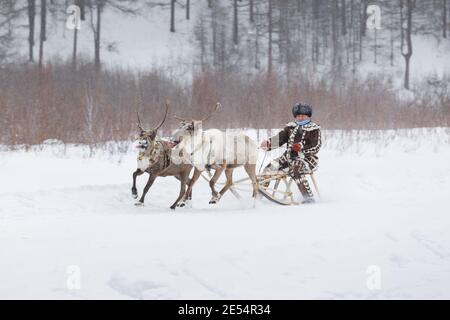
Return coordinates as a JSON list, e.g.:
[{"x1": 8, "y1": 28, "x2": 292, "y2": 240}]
[{"x1": 295, "y1": 114, "x2": 309, "y2": 121}]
